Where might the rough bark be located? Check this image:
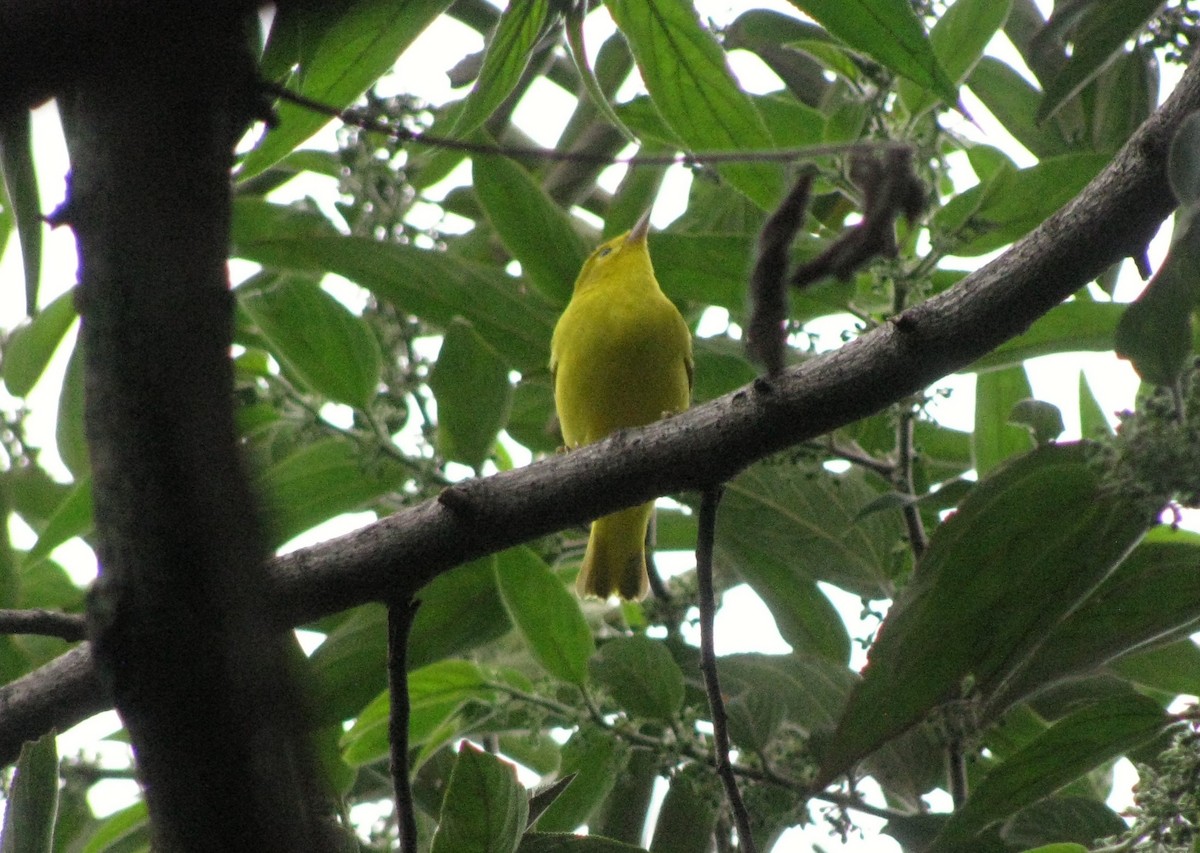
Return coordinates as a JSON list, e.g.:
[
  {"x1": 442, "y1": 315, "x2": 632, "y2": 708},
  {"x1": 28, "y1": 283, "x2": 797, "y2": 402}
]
[{"x1": 57, "y1": 9, "x2": 331, "y2": 850}]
